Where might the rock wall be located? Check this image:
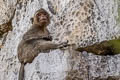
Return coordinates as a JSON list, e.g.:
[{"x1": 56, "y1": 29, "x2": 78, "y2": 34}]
[{"x1": 0, "y1": 0, "x2": 120, "y2": 80}]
